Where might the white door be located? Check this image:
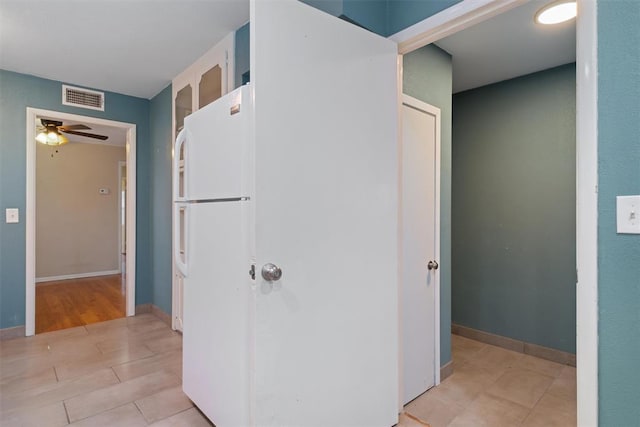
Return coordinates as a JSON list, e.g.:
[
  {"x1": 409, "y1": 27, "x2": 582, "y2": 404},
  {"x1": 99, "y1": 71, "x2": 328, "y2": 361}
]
[
  {"x1": 401, "y1": 95, "x2": 440, "y2": 404},
  {"x1": 251, "y1": 1, "x2": 399, "y2": 426}
]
